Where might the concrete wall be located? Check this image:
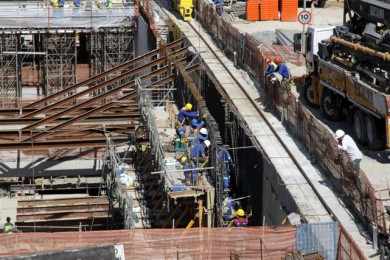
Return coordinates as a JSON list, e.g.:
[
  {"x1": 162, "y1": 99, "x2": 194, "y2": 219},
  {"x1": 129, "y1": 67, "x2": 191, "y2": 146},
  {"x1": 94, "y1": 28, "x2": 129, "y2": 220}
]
[{"x1": 262, "y1": 157, "x2": 299, "y2": 226}]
